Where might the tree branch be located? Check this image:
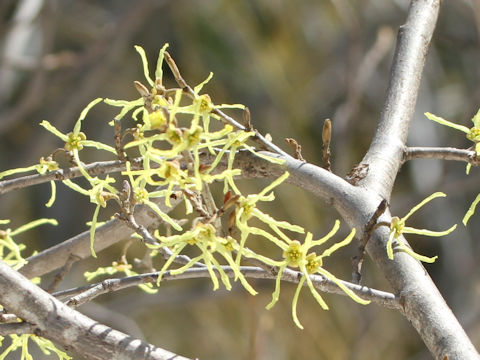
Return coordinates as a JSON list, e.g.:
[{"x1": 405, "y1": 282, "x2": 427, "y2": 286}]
[
  {"x1": 0, "y1": 260, "x2": 191, "y2": 360},
  {"x1": 355, "y1": 0, "x2": 479, "y2": 357},
  {"x1": 209, "y1": 147, "x2": 480, "y2": 357},
  {"x1": 55, "y1": 266, "x2": 399, "y2": 310},
  {"x1": 163, "y1": 50, "x2": 293, "y2": 159},
  {"x1": 0, "y1": 322, "x2": 36, "y2": 336},
  {"x1": 0, "y1": 158, "x2": 143, "y2": 195},
  {"x1": 19, "y1": 196, "x2": 183, "y2": 279},
  {"x1": 404, "y1": 146, "x2": 480, "y2": 165},
  {"x1": 3, "y1": 1, "x2": 478, "y2": 357},
  {"x1": 360, "y1": 0, "x2": 440, "y2": 199}
]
